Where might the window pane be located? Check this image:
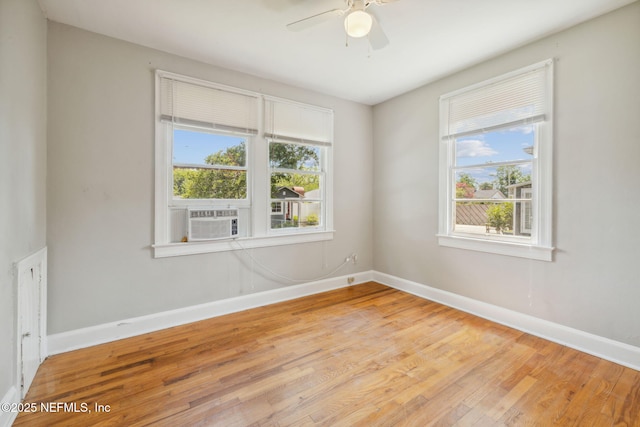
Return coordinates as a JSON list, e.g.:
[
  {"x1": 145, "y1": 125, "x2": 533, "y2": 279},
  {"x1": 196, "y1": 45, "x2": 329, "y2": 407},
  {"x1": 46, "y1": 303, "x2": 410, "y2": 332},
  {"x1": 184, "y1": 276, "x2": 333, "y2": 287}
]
[
  {"x1": 455, "y1": 162, "x2": 532, "y2": 200},
  {"x1": 174, "y1": 168, "x2": 247, "y2": 199},
  {"x1": 270, "y1": 173, "x2": 321, "y2": 199},
  {"x1": 269, "y1": 142, "x2": 321, "y2": 171},
  {"x1": 173, "y1": 129, "x2": 247, "y2": 200},
  {"x1": 454, "y1": 198, "x2": 532, "y2": 238},
  {"x1": 455, "y1": 126, "x2": 534, "y2": 167},
  {"x1": 174, "y1": 129, "x2": 246, "y2": 167},
  {"x1": 270, "y1": 172, "x2": 322, "y2": 230},
  {"x1": 270, "y1": 201, "x2": 322, "y2": 230},
  {"x1": 271, "y1": 201, "x2": 283, "y2": 214}
]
